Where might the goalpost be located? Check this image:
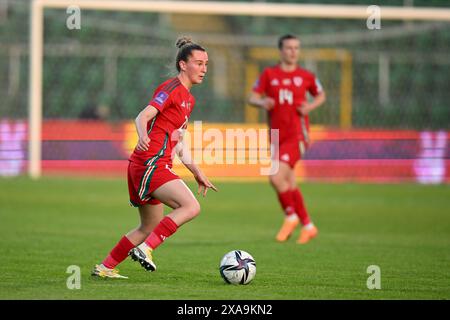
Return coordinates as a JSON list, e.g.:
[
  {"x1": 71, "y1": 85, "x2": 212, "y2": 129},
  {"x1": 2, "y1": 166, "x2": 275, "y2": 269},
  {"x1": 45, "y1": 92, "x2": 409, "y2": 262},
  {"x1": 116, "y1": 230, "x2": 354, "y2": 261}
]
[{"x1": 29, "y1": 0, "x2": 450, "y2": 178}]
